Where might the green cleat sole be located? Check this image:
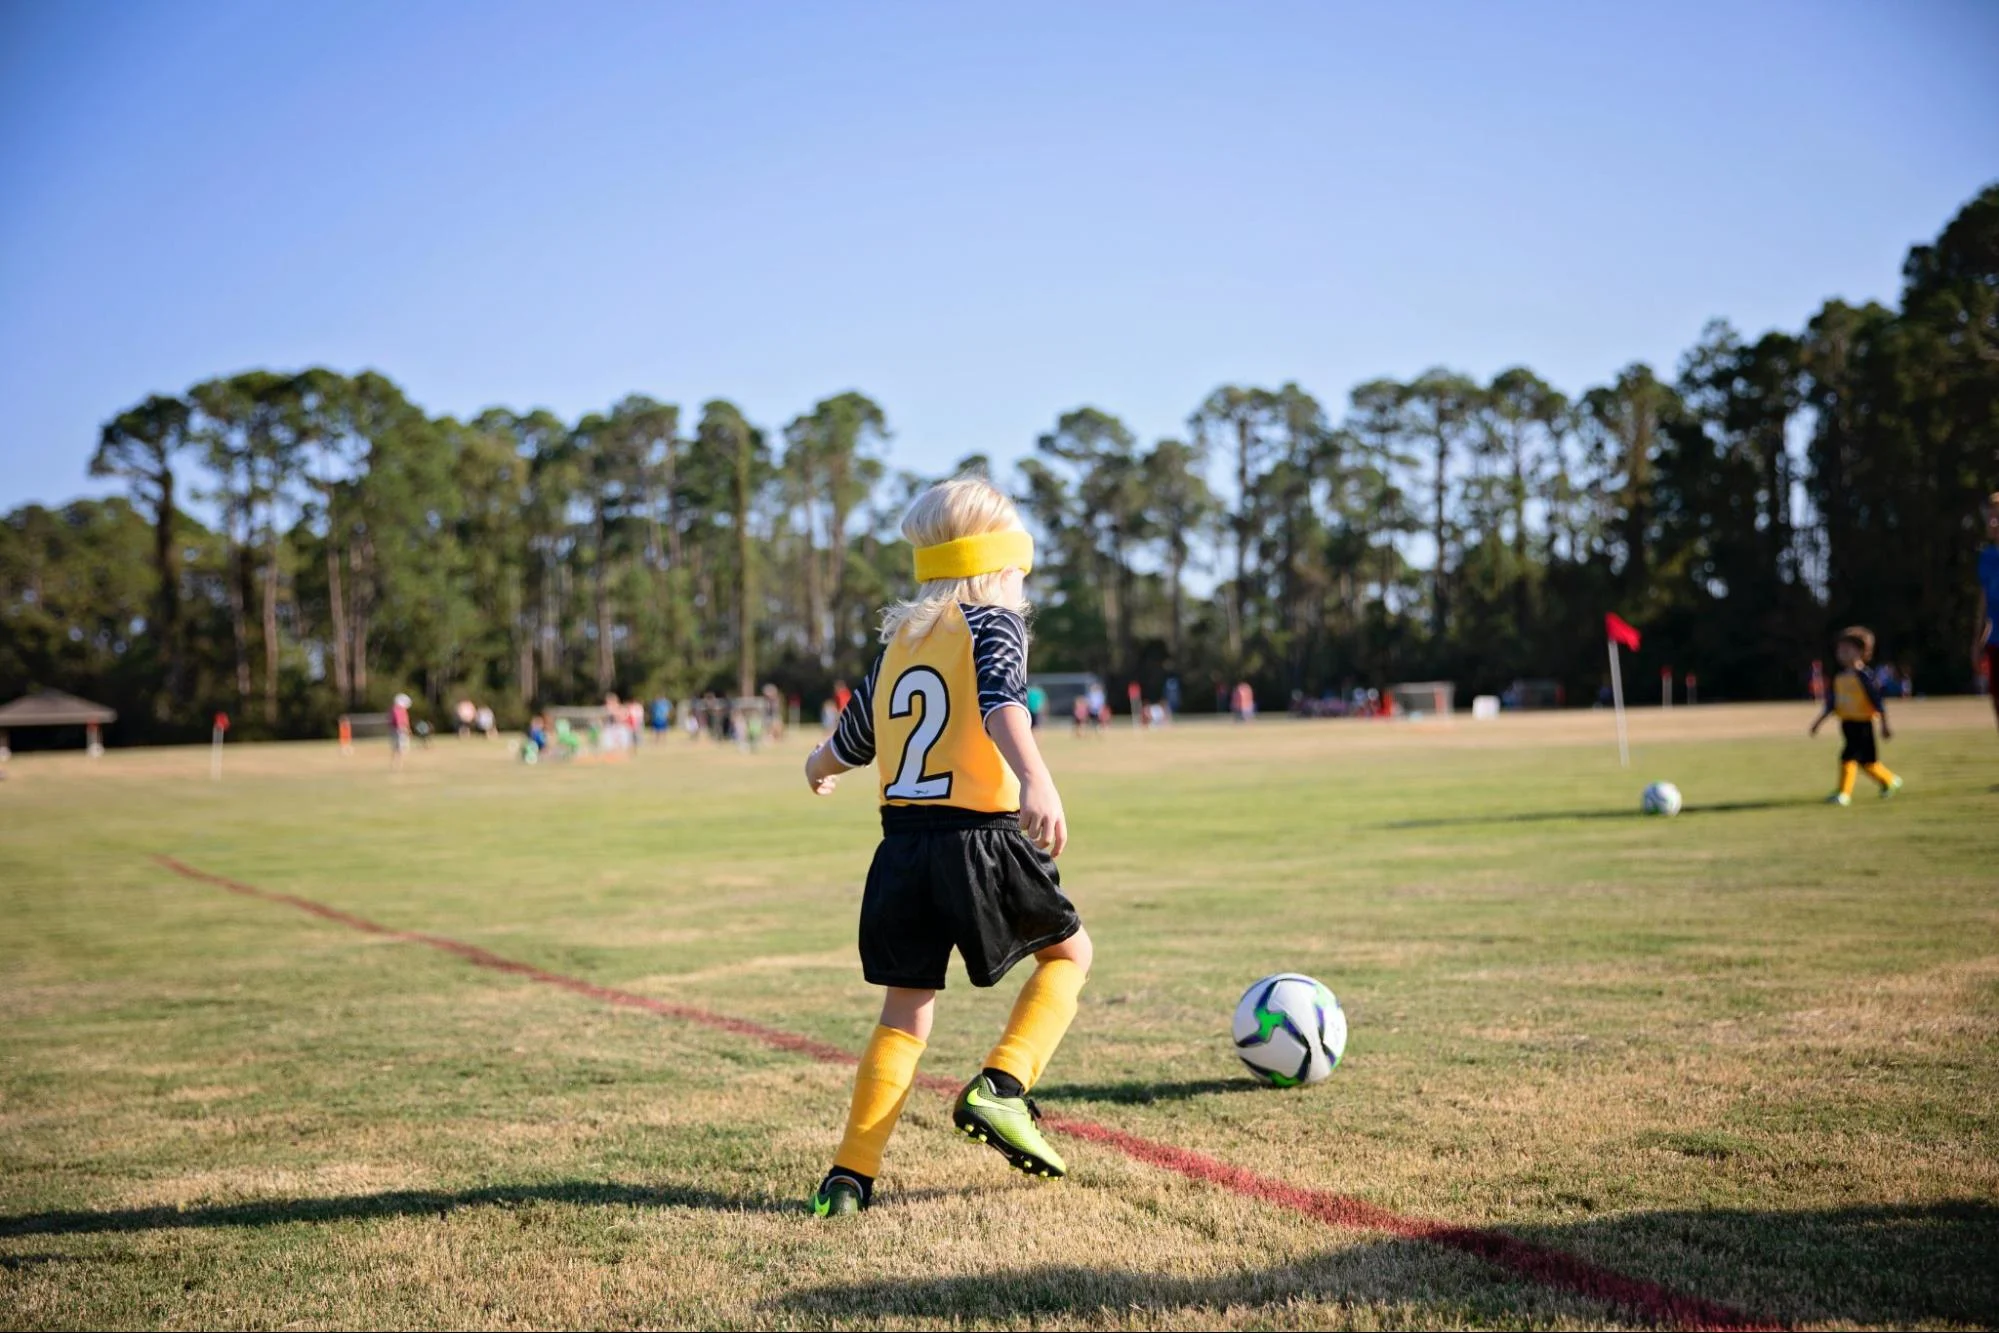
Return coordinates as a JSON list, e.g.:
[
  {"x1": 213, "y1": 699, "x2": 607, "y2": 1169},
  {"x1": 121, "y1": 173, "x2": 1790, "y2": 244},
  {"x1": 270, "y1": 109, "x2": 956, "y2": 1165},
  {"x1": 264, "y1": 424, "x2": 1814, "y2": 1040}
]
[{"x1": 952, "y1": 1108, "x2": 1066, "y2": 1178}]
